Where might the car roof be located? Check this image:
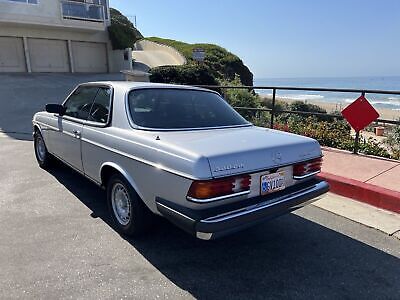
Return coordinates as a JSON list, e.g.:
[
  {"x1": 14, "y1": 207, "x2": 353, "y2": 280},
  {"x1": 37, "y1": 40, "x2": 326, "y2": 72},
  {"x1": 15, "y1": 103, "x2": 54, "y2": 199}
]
[{"x1": 80, "y1": 81, "x2": 216, "y2": 93}]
